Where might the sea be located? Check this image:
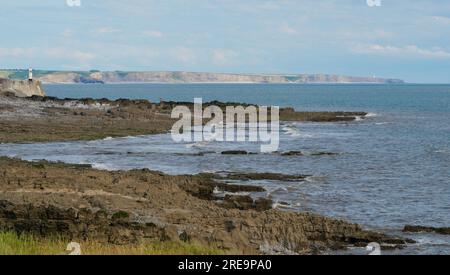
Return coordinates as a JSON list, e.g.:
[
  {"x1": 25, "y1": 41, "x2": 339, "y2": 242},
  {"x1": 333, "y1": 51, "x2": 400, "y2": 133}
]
[{"x1": 1, "y1": 83, "x2": 449, "y2": 255}]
